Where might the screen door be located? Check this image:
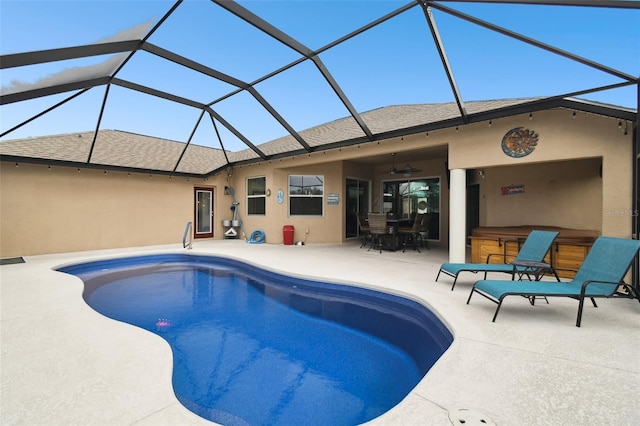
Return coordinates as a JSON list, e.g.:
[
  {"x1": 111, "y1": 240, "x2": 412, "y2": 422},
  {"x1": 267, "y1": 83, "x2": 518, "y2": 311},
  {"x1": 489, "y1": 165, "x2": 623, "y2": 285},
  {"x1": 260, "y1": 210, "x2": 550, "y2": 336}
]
[{"x1": 195, "y1": 187, "x2": 213, "y2": 238}]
